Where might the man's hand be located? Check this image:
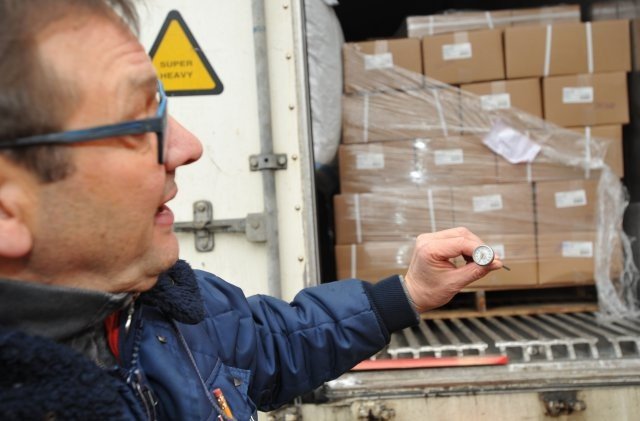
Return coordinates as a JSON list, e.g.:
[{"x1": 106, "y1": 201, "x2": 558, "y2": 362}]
[{"x1": 403, "y1": 227, "x2": 503, "y2": 313}]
